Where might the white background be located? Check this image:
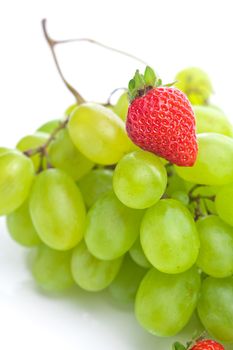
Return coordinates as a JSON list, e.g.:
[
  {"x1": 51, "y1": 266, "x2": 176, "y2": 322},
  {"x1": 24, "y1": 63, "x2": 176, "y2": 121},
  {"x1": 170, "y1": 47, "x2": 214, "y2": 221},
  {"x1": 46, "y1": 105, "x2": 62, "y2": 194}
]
[{"x1": 0, "y1": 1, "x2": 233, "y2": 349}]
